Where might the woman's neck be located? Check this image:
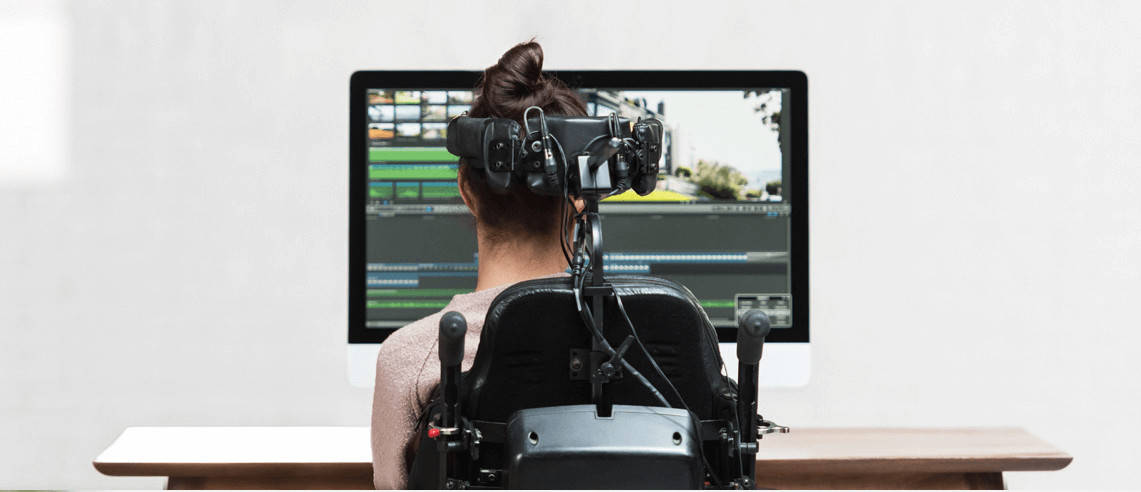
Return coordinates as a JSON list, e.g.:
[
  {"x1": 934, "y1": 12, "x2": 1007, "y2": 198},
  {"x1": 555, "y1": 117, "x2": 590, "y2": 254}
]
[{"x1": 474, "y1": 232, "x2": 567, "y2": 292}]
